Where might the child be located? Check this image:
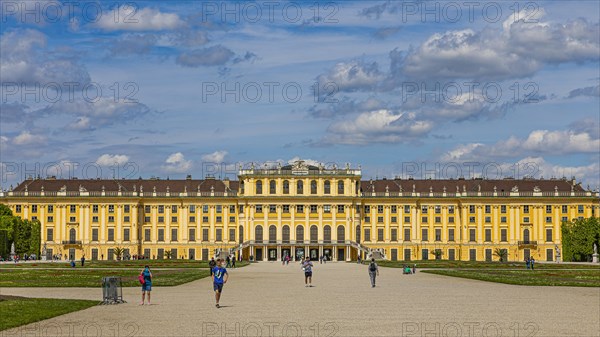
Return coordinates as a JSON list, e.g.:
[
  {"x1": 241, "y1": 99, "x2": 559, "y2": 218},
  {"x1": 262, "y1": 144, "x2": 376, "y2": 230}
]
[{"x1": 212, "y1": 258, "x2": 228, "y2": 308}]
